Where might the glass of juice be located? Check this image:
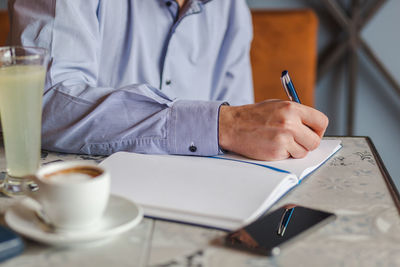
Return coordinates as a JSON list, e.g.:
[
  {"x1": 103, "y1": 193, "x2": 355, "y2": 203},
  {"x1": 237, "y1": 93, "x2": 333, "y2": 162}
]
[{"x1": 0, "y1": 46, "x2": 49, "y2": 196}]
